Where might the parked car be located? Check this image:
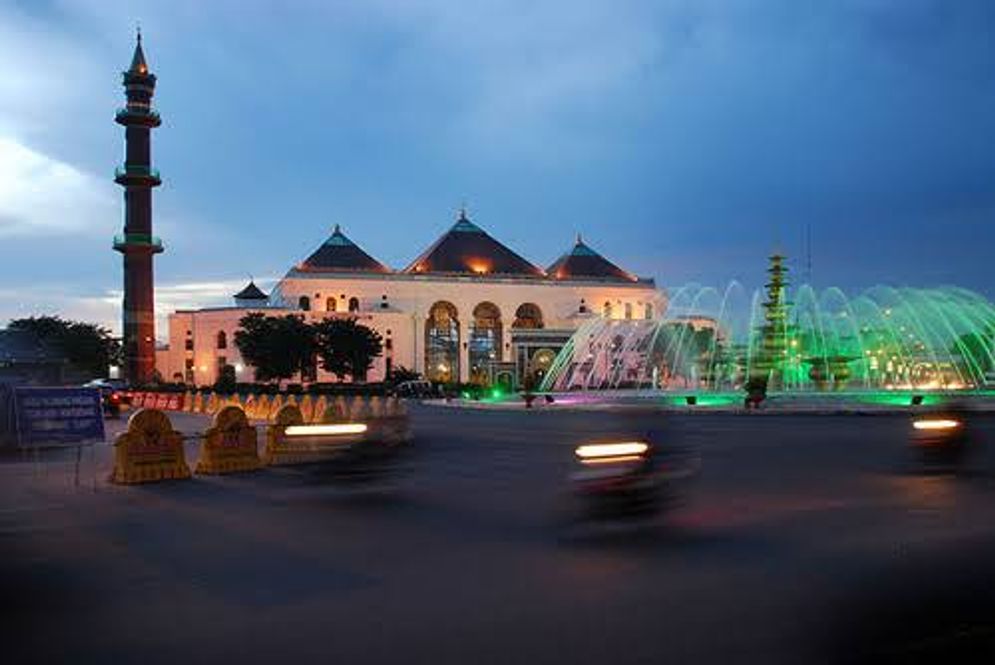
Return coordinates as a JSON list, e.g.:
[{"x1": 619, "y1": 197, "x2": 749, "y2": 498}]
[
  {"x1": 392, "y1": 380, "x2": 436, "y2": 398},
  {"x1": 83, "y1": 379, "x2": 130, "y2": 418}
]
